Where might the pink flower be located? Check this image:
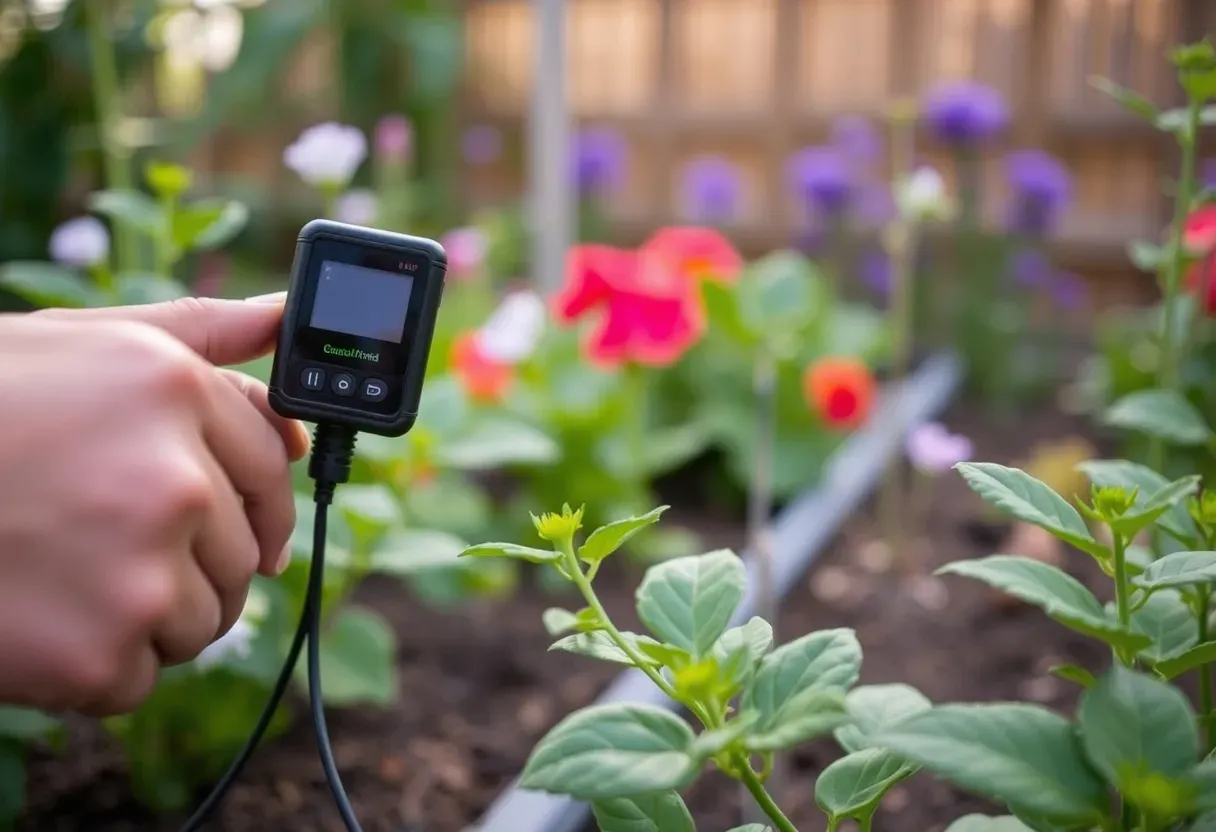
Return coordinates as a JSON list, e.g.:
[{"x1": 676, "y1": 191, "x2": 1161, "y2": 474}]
[
  {"x1": 375, "y1": 115, "x2": 413, "y2": 161},
  {"x1": 440, "y1": 227, "x2": 488, "y2": 280},
  {"x1": 906, "y1": 422, "x2": 973, "y2": 474},
  {"x1": 640, "y1": 226, "x2": 743, "y2": 284}
]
